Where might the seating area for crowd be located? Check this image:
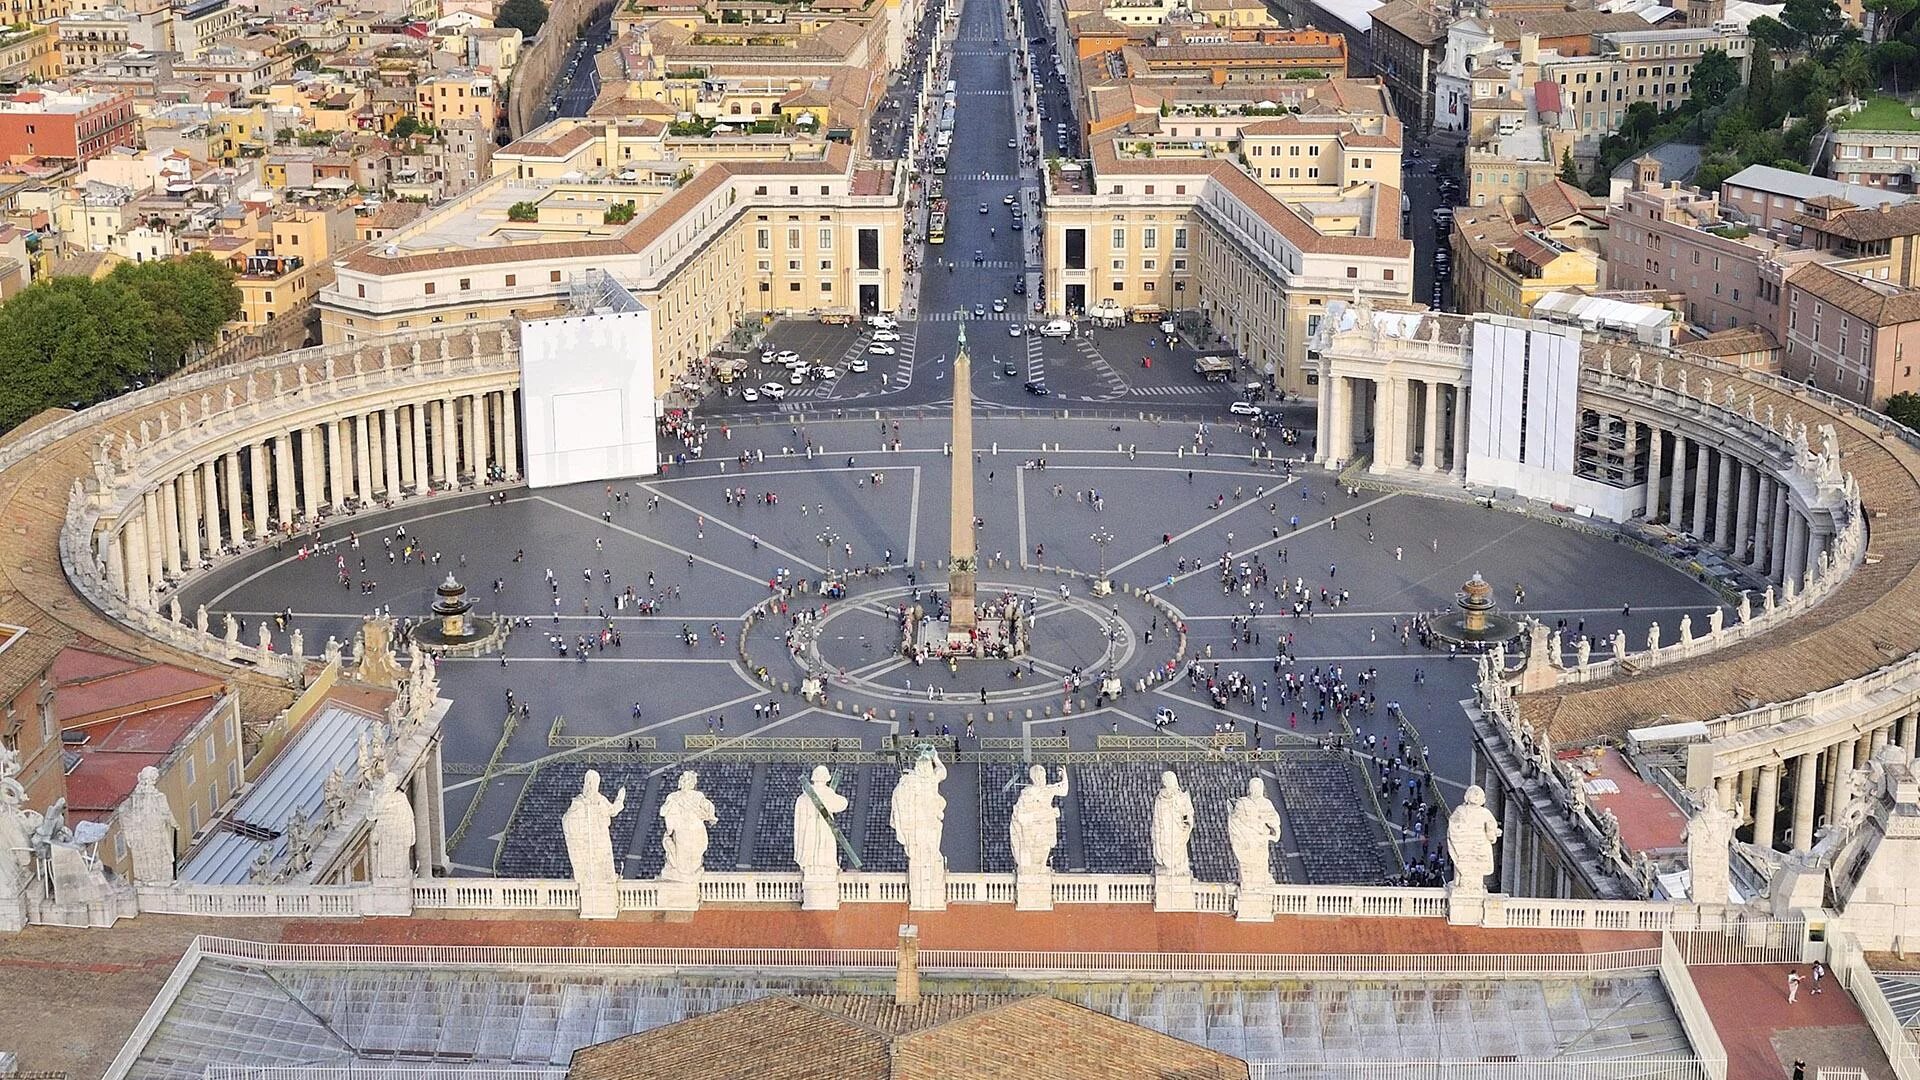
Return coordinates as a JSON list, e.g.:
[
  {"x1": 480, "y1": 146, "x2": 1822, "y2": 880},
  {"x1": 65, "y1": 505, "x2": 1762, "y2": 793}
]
[
  {"x1": 1272, "y1": 755, "x2": 1397, "y2": 885},
  {"x1": 859, "y1": 764, "x2": 907, "y2": 872}
]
